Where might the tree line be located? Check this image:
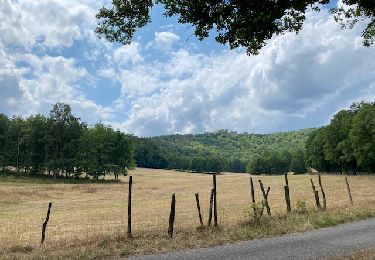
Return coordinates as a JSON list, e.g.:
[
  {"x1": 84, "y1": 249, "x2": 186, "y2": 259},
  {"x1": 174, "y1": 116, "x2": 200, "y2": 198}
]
[
  {"x1": 247, "y1": 149, "x2": 307, "y2": 175},
  {"x1": 0, "y1": 103, "x2": 135, "y2": 180},
  {"x1": 134, "y1": 129, "x2": 311, "y2": 174},
  {"x1": 2, "y1": 101, "x2": 374, "y2": 177},
  {"x1": 306, "y1": 102, "x2": 375, "y2": 173}
]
